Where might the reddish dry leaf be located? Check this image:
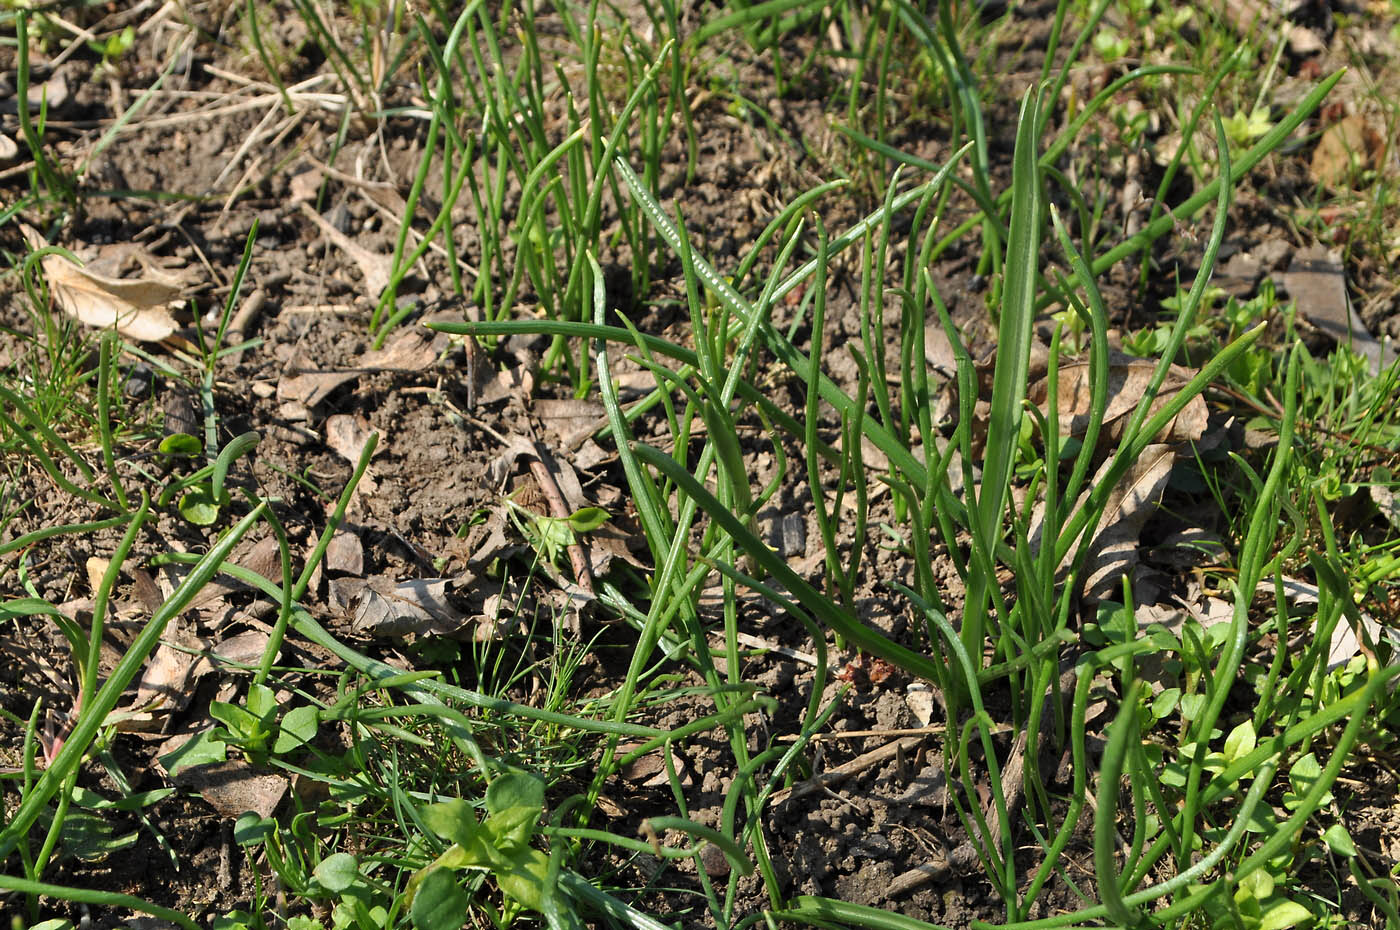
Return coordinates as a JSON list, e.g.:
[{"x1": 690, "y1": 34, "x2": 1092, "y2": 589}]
[{"x1": 1310, "y1": 113, "x2": 1384, "y2": 188}]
